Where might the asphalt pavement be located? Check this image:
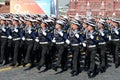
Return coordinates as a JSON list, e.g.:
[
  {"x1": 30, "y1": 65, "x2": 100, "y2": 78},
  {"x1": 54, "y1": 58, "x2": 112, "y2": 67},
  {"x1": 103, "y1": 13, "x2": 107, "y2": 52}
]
[
  {"x1": 0, "y1": 63, "x2": 120, "y2": 80},
  {"x1": 0, "y1": 54, "x2": 120, "y2": 80}
]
